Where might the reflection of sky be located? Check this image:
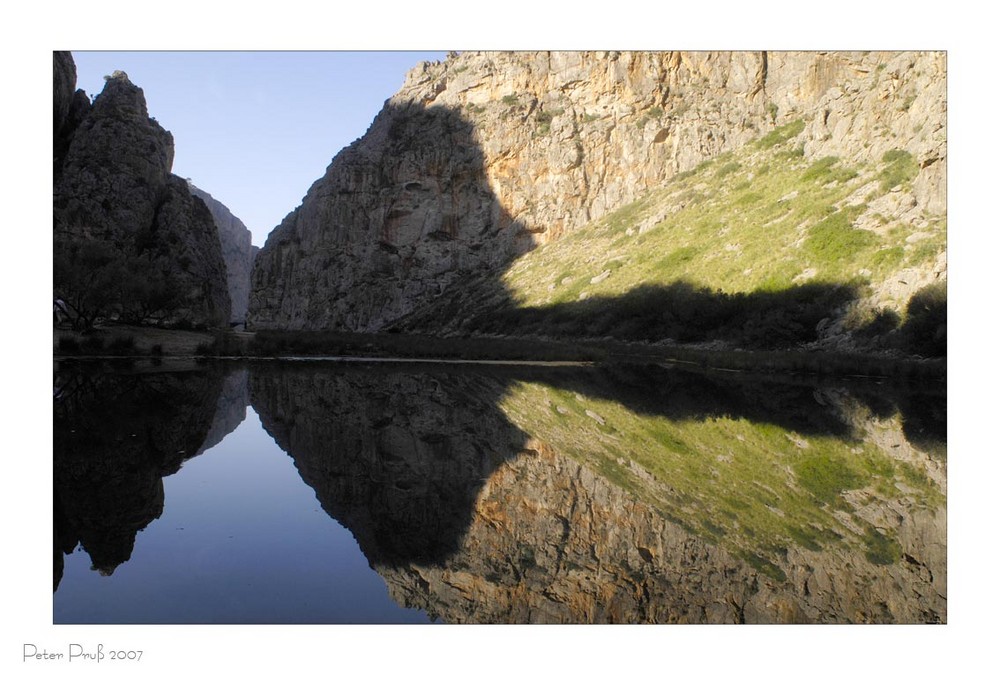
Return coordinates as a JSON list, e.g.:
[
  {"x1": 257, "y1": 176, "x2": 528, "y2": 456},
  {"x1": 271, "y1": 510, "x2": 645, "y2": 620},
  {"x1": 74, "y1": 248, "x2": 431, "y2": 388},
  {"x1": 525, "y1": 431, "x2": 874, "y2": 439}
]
[{"x1": 54, "y1": 407, "x2": 432, "y2": 624}]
